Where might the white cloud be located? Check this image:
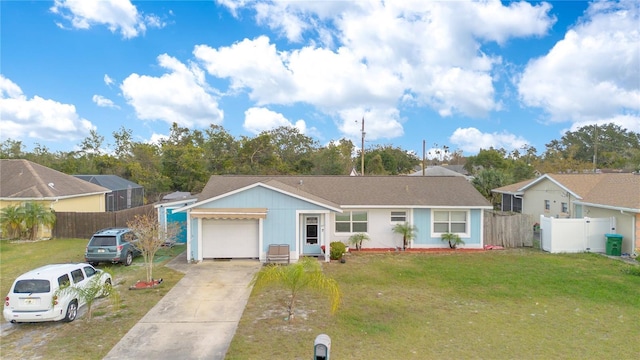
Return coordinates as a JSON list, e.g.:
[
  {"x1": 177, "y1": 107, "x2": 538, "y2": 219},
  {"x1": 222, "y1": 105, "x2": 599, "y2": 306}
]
[
  {"x1": 120, "y1": 54, "x2": 224, "y2": 128},
  {"x1": 92, "y1": 94, "x2": 119, "y2": 108},
  {"x1": 243, "y1": 107, "x2": 306, "y2": 134},
  {"x1": 449, "y1": 127, "x2": 528, "y2": 153},
  {"x1": 50, "y1": 0, "x2": 164, "y2": 39},
  {"x1": 200, "y1": 1, "x2": 555, "y2": 141},
  {"x1": 104, "y1": 74, "x2": 115, "y2": 86},
  {"x1": 0, "y1": 75, "x2": 95, "y2": 142},
  {"x1": 518, "y1": 1, "x2": 640, "y2": 126}
]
